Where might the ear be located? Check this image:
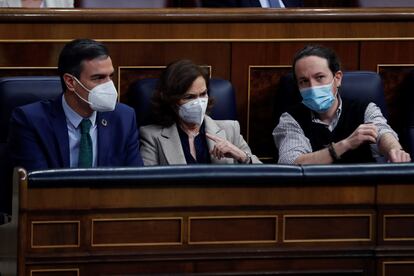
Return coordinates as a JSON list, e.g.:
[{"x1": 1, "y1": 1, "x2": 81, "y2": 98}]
[
  {"x1": 63, "y1": 73, "x2": 75, "y2": 92},
  {"x1": 334, "y1": 70, "x2": 343, "y2": 87}
]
